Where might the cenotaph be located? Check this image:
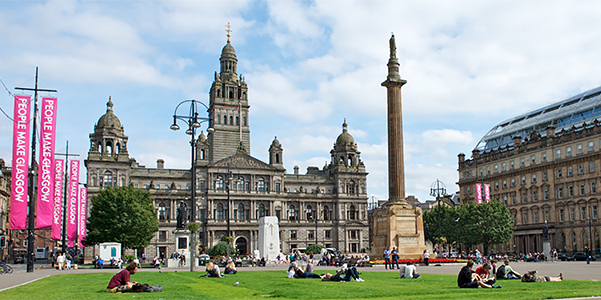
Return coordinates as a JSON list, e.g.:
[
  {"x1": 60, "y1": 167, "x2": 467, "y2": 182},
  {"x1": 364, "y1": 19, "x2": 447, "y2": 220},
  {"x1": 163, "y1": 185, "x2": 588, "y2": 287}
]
[{"x1": 258, "y1": 216, "x2": 280, "y2": 262}]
